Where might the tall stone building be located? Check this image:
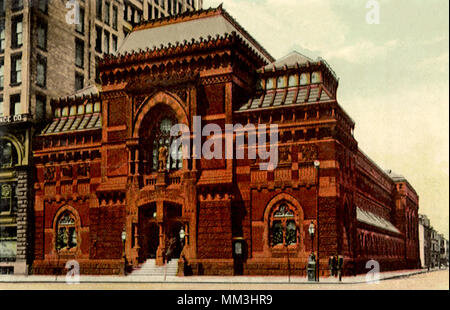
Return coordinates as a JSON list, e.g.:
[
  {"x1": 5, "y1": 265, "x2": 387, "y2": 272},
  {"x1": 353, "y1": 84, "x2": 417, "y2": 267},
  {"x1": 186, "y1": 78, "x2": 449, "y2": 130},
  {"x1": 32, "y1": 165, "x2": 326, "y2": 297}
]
[
  {"x1": 0, "y1": 0, "x2": 202, "y2": 275},
  {"x1": 32, "y1": 6, "x2": 420, "y2": 276}
]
